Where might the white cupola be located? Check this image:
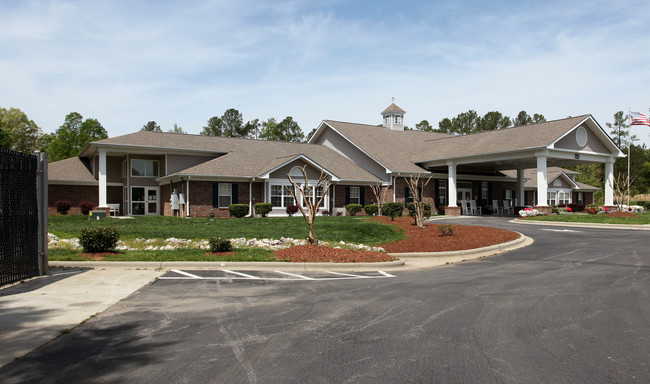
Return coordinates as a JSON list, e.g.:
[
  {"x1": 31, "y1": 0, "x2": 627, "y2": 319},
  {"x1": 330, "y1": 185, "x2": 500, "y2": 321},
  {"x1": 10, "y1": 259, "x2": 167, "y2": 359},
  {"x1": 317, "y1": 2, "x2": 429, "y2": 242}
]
[{"x1": 381, "y1": 100, "x2": 406, "y2": 131}]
